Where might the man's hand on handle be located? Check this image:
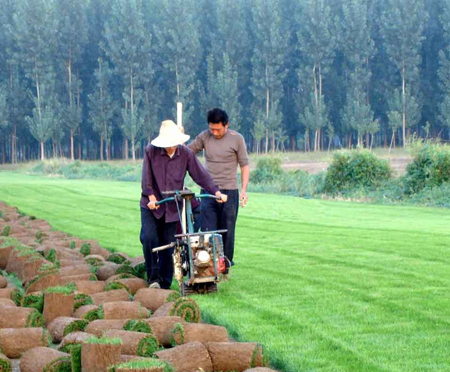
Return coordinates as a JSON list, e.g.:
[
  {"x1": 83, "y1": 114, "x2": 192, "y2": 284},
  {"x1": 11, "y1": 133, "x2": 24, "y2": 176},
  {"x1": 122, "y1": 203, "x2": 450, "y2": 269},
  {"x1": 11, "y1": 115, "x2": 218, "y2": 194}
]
[
  {"x1": 147, "y1": 195, "x2": 160, "y2": 210},
  {"x1": 215, "y1": 191, "x2": 228, "y2": 203}
]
